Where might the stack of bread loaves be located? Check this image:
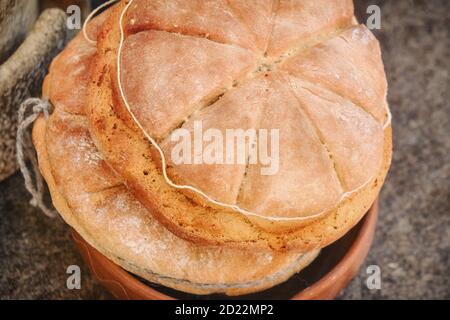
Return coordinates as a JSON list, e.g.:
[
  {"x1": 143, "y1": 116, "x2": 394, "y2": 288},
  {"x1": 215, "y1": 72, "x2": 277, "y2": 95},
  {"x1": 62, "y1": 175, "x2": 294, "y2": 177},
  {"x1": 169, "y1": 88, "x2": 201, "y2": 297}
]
[{"x1": 33, "y1": 0, "x2": 392, "y2": 296}]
